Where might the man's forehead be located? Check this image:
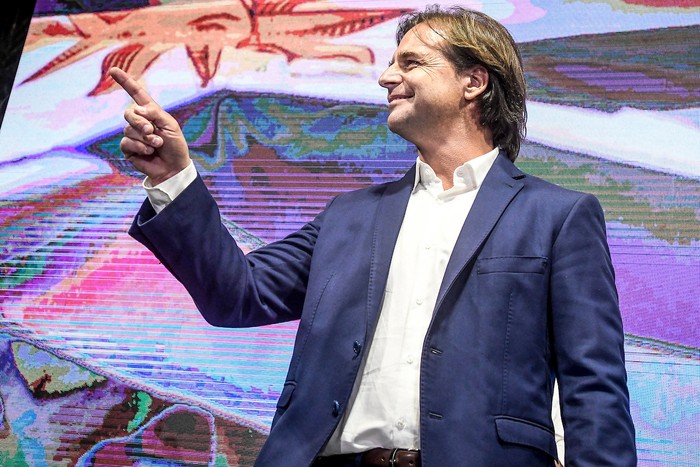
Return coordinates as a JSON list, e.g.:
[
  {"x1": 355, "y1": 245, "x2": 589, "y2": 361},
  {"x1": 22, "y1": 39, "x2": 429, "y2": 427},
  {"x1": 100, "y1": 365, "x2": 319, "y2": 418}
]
[{"x1": 393, "y1": 23, "x2": 445, "y2": 57}]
